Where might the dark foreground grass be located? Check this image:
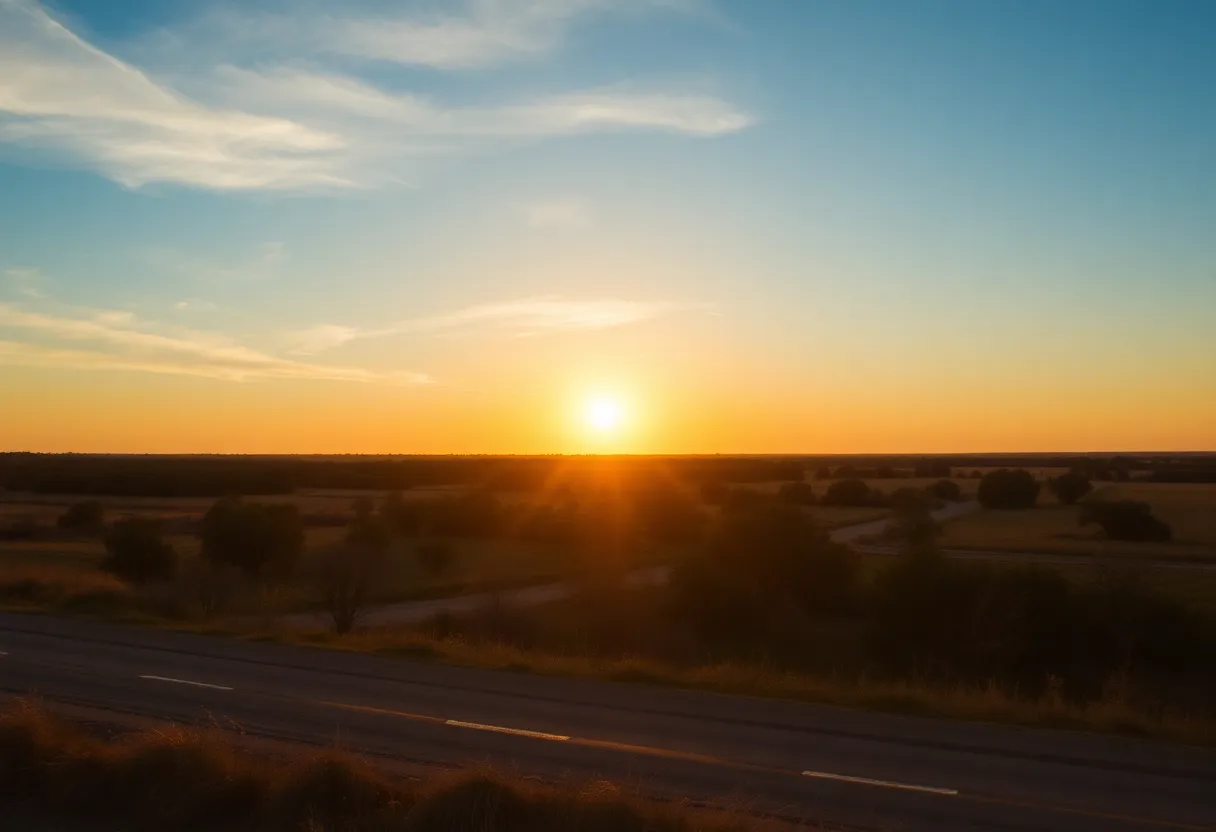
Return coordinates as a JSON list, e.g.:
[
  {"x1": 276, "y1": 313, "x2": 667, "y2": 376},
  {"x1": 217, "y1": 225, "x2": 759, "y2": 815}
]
[{"x1": 0, "y1": 701, "x2": 780, "y2": 832}]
